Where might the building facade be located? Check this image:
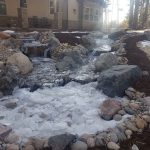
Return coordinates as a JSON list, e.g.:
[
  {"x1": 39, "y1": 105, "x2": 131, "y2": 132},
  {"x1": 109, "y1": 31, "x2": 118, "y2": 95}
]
[{"x1": 0, "y1": 0, "x2": 105, "y2": 30}]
